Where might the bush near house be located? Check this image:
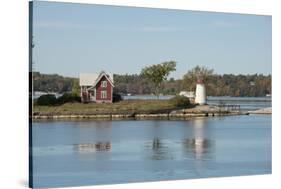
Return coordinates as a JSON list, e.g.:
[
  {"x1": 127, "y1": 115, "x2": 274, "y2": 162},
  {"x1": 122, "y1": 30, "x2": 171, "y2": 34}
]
[
  {"x1": 36, "y1": 93, "x2": 81, "y2": 106},
  {"x1": 169, "y1": 95, "x2": 190, "y2": 108},
  {"x1": 56, "y1": 93, "x2": 81, "y2": 105},
  {"x1": 113, "y1": 93, "x2": 123, "y2": 103},
  {"x1": 36, "y1": 94, "x2": 57, "y2": 106}
]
